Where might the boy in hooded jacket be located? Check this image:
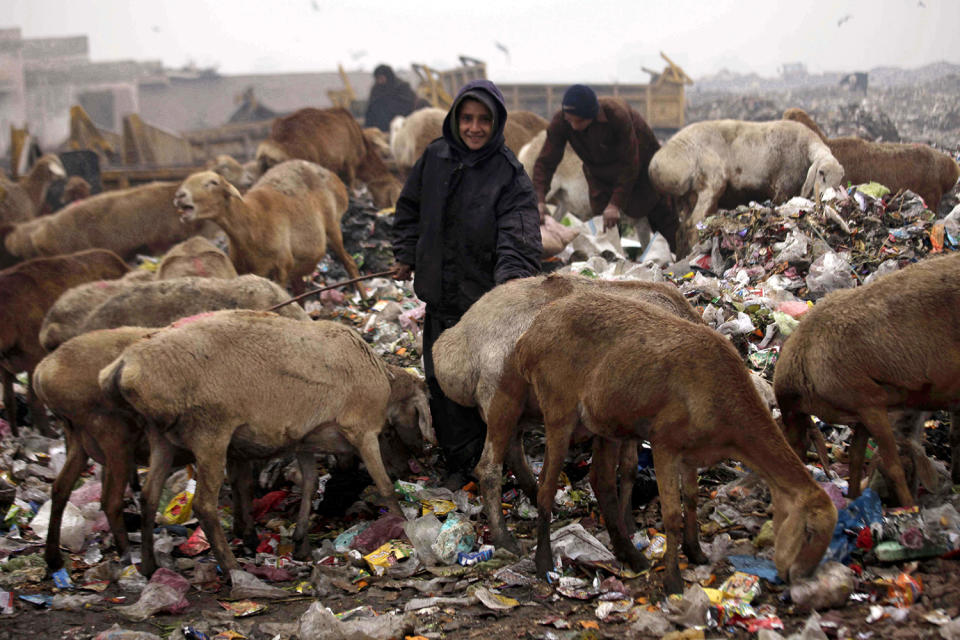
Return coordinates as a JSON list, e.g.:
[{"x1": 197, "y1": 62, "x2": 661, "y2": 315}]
[{"x1": 392, "y1": 79, "x2": 542, "y2": 484}]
